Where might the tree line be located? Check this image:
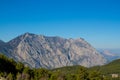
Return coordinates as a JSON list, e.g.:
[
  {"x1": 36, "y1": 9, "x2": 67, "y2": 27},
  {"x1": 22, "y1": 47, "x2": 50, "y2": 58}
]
[{"x1": 0, "y1": 54, "x2": 118, "y2": 80}]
